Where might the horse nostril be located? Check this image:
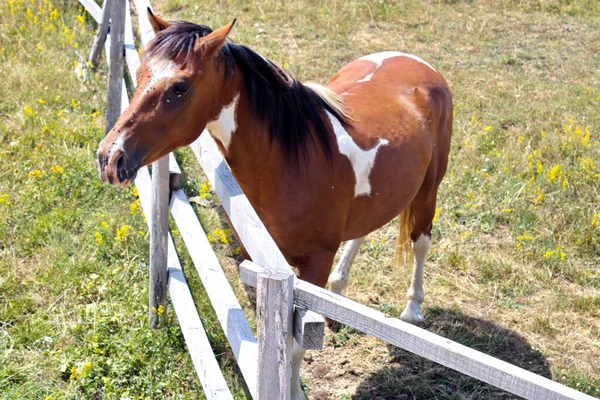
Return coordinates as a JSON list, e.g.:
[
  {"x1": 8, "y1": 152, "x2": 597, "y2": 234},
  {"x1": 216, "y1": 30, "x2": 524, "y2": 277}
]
[{"x1": 116, "y1": 153, "x2": 128, "y2": 182}]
